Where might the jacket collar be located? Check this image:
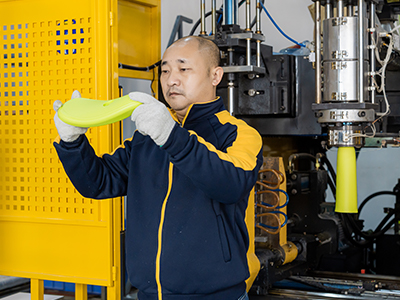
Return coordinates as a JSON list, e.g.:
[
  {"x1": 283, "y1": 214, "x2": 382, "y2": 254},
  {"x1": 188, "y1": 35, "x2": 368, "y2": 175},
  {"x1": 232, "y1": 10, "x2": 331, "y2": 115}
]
[{"x1": 169, "y1": 97, "x2": 225, "y2": 127}]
